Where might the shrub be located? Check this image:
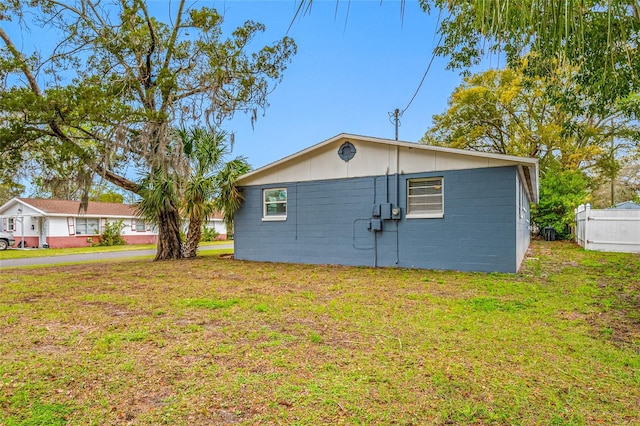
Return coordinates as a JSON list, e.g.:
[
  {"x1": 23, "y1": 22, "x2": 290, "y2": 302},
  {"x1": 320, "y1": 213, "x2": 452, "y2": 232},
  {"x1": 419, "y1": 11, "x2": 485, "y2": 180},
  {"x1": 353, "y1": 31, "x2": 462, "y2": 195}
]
[
  {"x1": 200, "y1": 225, "x2": 219, "y2": 242},
  {"x1": 98, "y1": 220, "x2": 126, "y2": 246},
  {"x1": 532, "y1": 166, "x2": 590, "y2": 240}
]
